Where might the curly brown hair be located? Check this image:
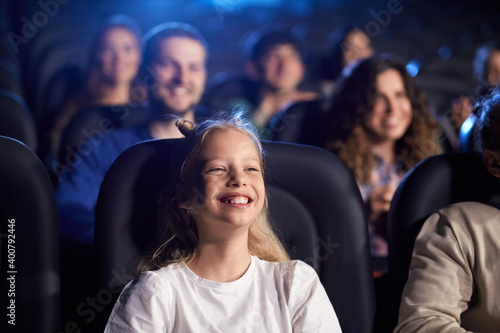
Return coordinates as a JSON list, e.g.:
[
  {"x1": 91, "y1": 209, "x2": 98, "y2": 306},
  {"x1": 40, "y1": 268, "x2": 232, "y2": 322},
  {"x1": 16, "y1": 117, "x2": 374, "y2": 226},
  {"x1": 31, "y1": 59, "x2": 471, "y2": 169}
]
[{"x1": 324, "y1": 55, "x2": 443, "y2": 184}]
